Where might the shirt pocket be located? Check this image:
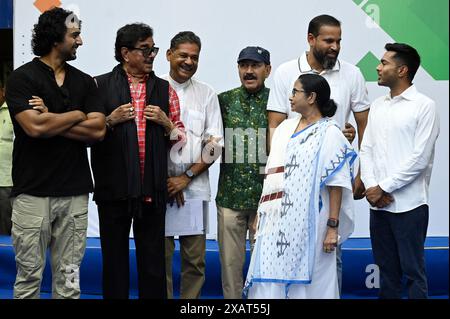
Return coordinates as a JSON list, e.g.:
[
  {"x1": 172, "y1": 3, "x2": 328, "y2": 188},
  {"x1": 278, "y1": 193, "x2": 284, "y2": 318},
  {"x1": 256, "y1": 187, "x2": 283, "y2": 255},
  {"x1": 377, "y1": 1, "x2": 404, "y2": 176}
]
[
  {"x1": 1, "y1": 117, "x2": 14, "y2": 142},
  {"x1": 186, "y1": 109, "x2": 205, "y2": 138}
]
